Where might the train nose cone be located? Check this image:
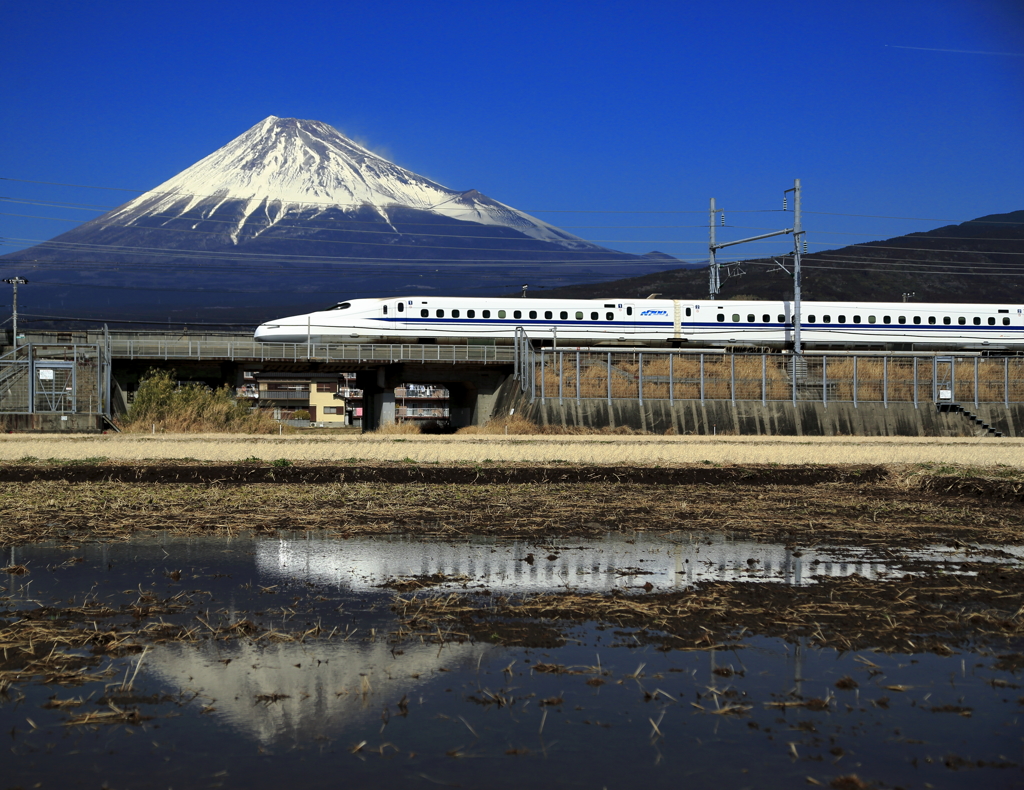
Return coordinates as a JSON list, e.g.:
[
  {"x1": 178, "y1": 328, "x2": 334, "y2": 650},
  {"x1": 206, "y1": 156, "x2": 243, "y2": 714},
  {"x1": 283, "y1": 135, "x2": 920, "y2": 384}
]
[{"x1": 254, "y1": 323, "x2": 278, "y2": 342}]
